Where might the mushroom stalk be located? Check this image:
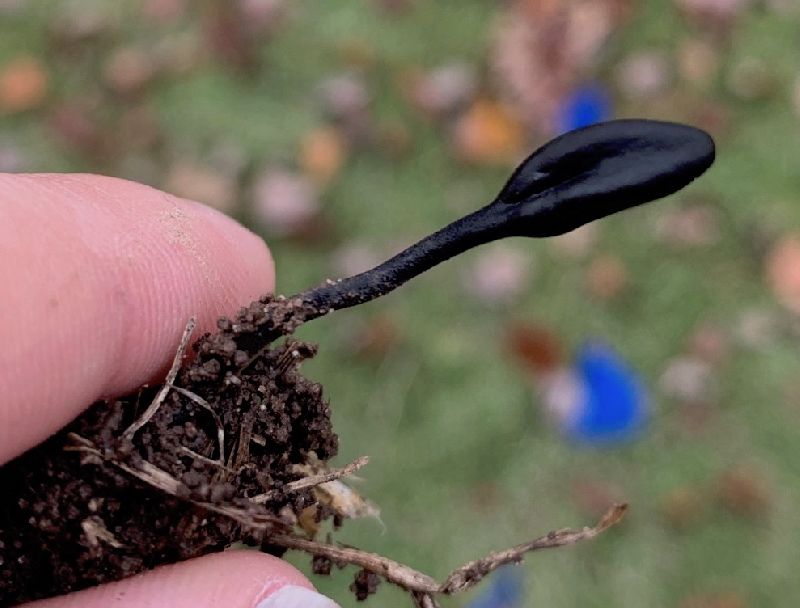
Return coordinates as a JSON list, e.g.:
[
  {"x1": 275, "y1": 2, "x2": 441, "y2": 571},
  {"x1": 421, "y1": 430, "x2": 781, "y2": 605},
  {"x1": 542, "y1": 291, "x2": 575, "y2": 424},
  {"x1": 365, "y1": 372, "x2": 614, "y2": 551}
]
[{"x1": 298, "y1": 119, "x2": 715, "y2": 317}]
